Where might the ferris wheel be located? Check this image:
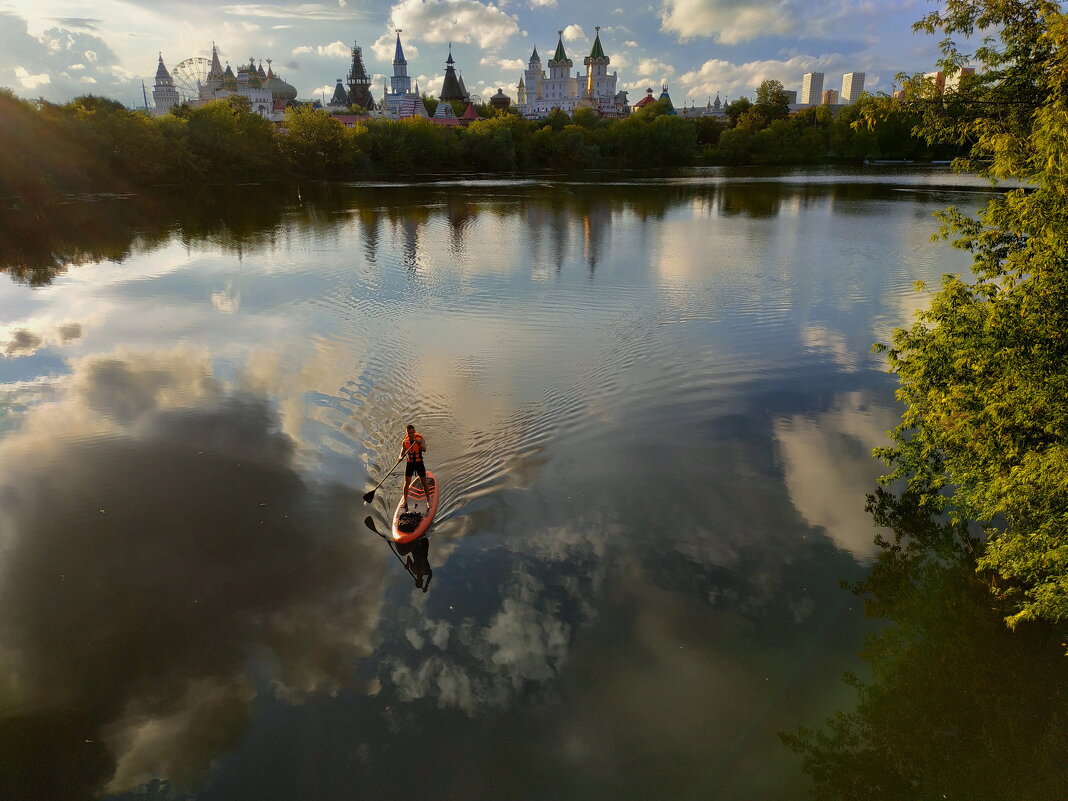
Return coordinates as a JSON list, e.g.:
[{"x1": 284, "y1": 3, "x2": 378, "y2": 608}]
[{"x1": 173, "y1": 57, "x2": 212, "y2": 102}]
